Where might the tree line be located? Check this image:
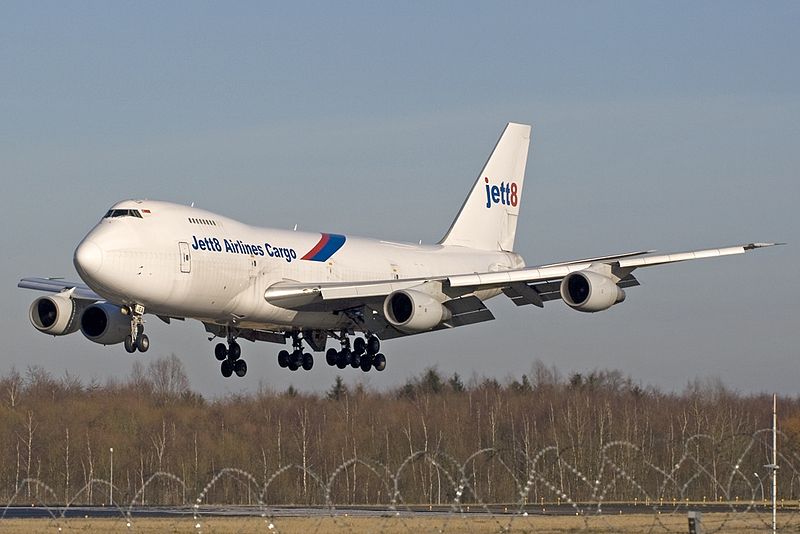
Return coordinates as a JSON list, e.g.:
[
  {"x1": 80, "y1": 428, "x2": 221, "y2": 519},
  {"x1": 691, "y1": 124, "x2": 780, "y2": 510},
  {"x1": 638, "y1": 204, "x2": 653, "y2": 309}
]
[{"x1": 1, "y1": 354, "x2": 798, "y2": 506}]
